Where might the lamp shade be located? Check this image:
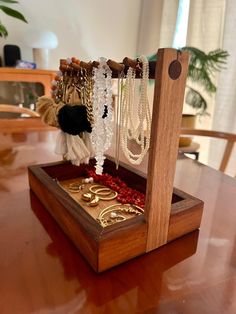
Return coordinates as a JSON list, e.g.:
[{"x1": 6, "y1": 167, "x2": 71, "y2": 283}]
[{"x1": 24, "y1": 28, "x2": 58, "y2": 49}]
